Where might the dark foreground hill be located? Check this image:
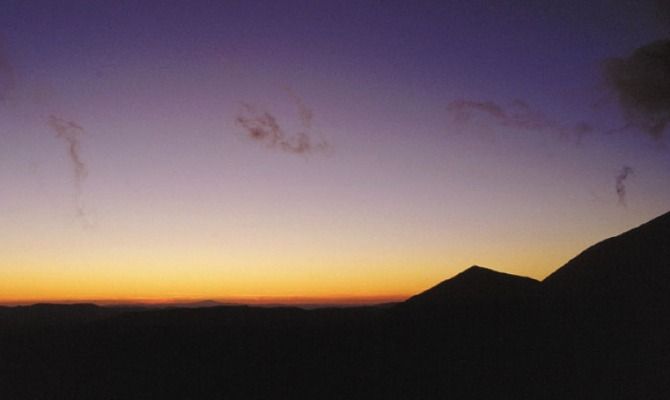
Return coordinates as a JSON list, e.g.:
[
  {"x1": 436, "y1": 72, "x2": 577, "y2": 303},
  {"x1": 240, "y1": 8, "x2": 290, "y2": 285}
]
[
  {"x1": 404, "y1": 265, "x2": 540, "y2": 307},
  {"x1": 544, "y1": 210, "x2": 670, "y2": 304},
  {"x1": 1, "y1": 211, "x2": 669, "y2": 399}
]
